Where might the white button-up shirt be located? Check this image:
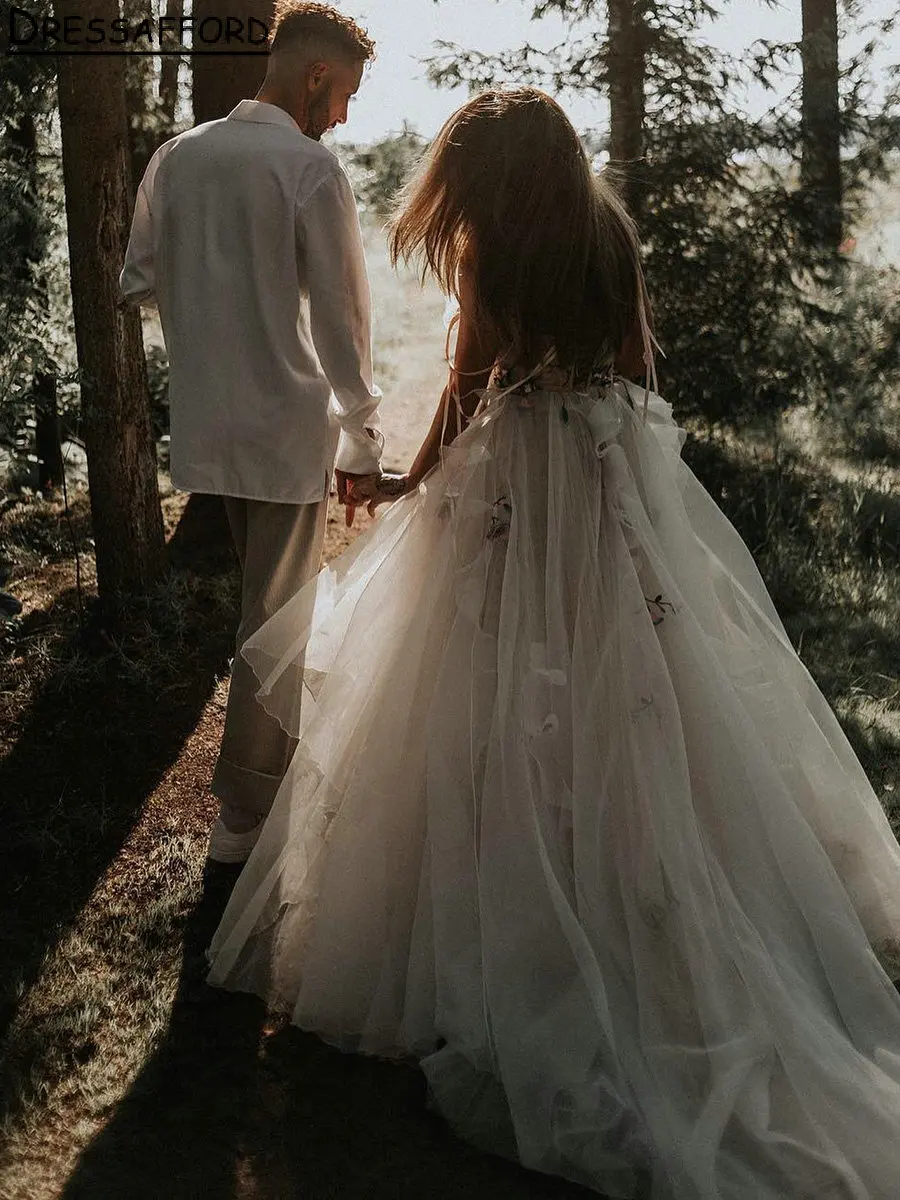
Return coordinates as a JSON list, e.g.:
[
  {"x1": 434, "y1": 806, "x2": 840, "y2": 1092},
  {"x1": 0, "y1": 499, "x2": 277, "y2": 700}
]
[{"x1": 120, "y1": 99, "x2": 382, "y2": 504}]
